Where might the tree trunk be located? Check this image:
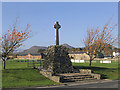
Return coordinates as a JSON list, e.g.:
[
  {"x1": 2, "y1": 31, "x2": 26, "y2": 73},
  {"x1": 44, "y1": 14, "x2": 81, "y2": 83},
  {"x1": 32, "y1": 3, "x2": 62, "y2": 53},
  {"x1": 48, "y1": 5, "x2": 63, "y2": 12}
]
[
  {"x1": 3, "y1": 60, "x2": 6, "y2": 70},
  {"x1": 89, "y1": 58, "x2": 92, "y2": 67},
  {"x1": 3, "y1": 57, "x2": 7, "y2": 70}
]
